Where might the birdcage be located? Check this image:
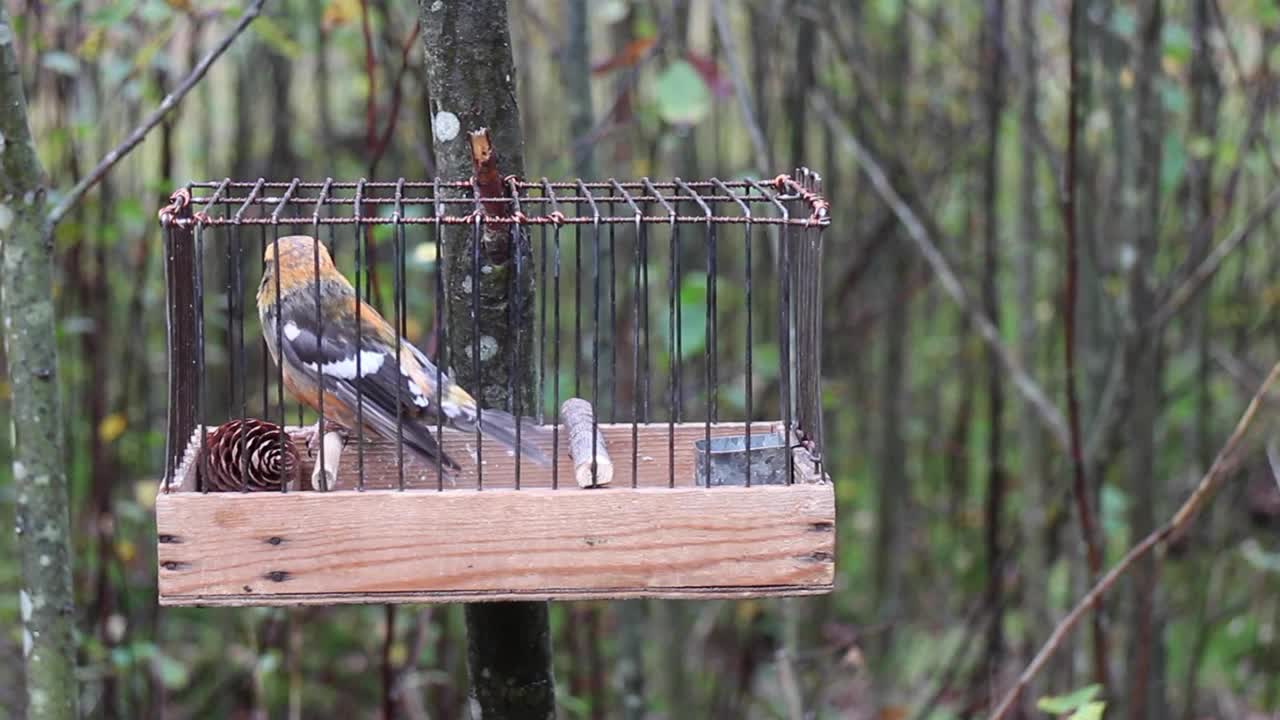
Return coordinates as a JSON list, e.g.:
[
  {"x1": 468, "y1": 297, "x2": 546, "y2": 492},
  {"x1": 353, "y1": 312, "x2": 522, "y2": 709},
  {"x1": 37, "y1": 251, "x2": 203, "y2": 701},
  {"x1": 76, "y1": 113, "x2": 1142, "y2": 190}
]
[{"x1": 155, "y1": 168, "x2": 832, "y2": 606}]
